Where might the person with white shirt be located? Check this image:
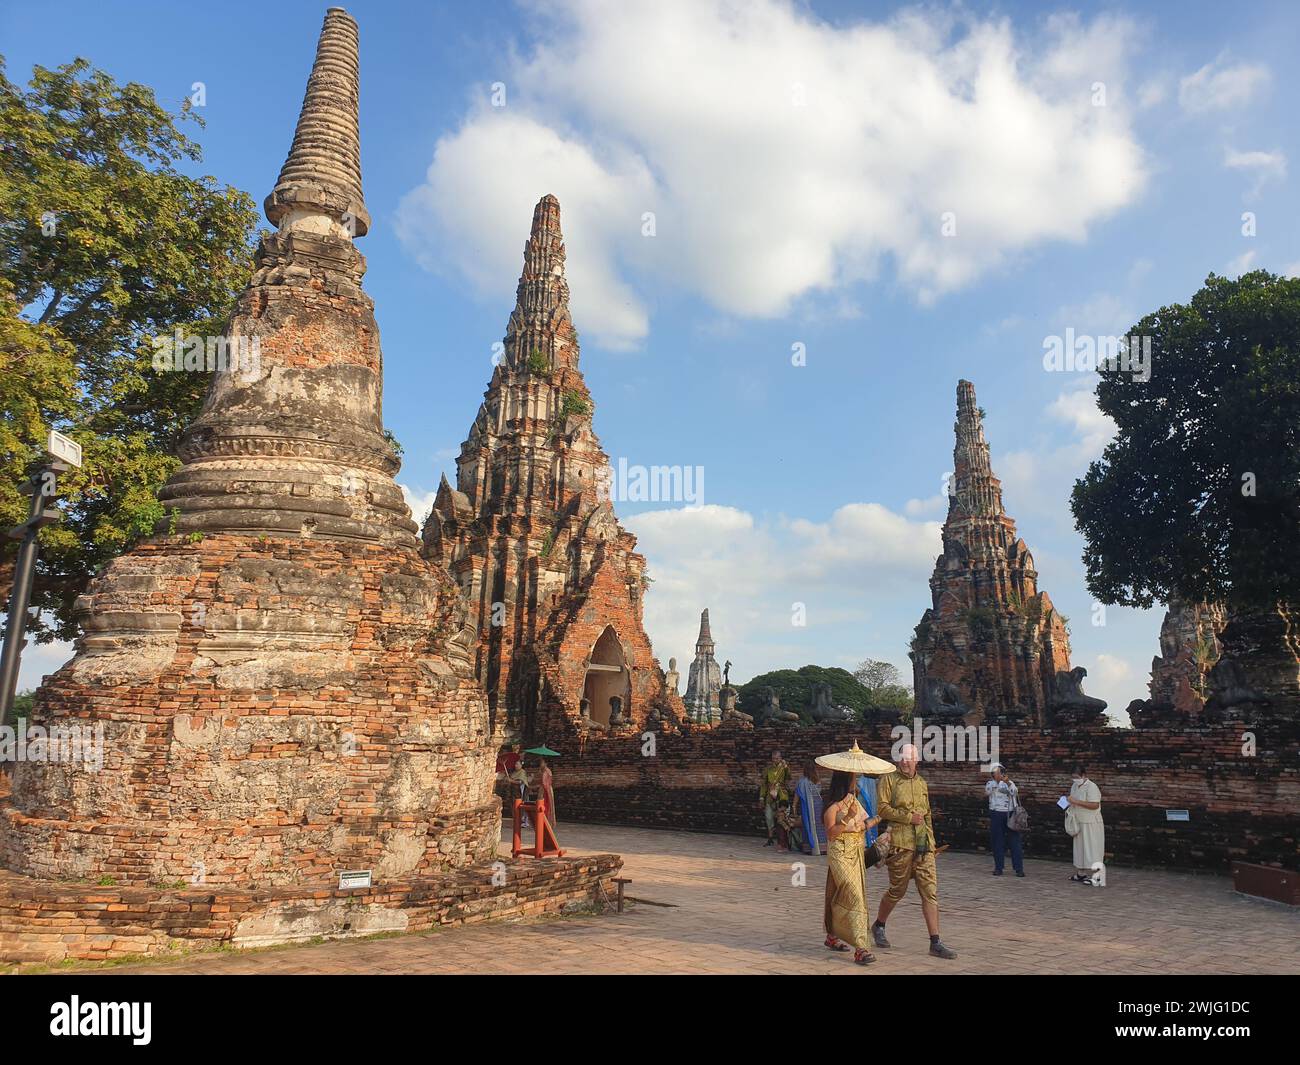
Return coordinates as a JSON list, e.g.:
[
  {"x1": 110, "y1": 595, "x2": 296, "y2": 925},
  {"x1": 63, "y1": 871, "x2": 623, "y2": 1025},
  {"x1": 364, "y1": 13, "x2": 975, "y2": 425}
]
[
  {"x1": 985, "y1": 763, "x2": 1024, "y2": 877},
  {"x1": 1066, "y1": 764, "x2": 1105, "y2": 884}
]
